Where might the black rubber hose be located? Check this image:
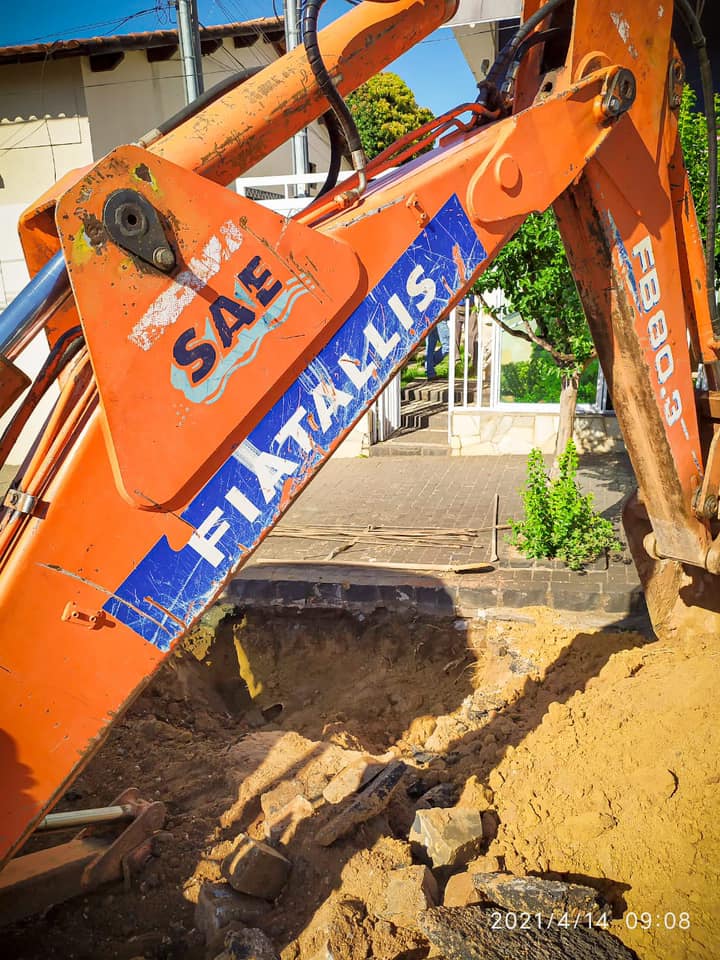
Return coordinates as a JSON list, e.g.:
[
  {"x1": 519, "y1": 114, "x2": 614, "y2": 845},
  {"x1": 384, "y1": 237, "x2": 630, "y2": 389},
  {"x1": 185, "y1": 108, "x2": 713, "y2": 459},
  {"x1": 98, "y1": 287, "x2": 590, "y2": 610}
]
[
  {"x1": 675, "y1": 0, "x2": 718, "y2": 335},
  {"x1": 140, "y1": 65, "x2": 264, "y2": 143},
  {"x1": 317, "y1": 109, "x2": 345, "y2": 197},
  {"x1": 514, "y1": 26, "x2": 568, "y2": 65},
  {"x1": 302, "y1": 0, "x2": 367, "y2": 191},
  {"x1": 479, "y1": 0, "x2": 570, "y2": 107}
]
